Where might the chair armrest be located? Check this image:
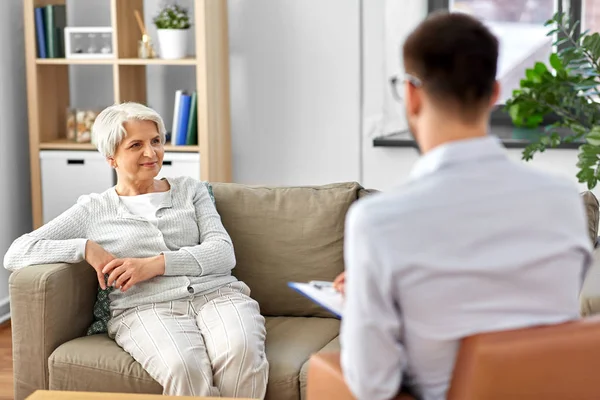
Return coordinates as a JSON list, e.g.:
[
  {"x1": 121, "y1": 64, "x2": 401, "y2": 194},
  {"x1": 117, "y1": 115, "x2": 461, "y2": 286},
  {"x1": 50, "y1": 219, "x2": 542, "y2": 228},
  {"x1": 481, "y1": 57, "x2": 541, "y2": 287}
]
[
  {"x1": 581, "y1": 248, "x2": 600, "y2": 316},
  {"x1": 9, "y1": 261, "x2": 97, "y2": 400},
  {"x1": 306, "y1": 352, "x2": 415, "y2": 400}
]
